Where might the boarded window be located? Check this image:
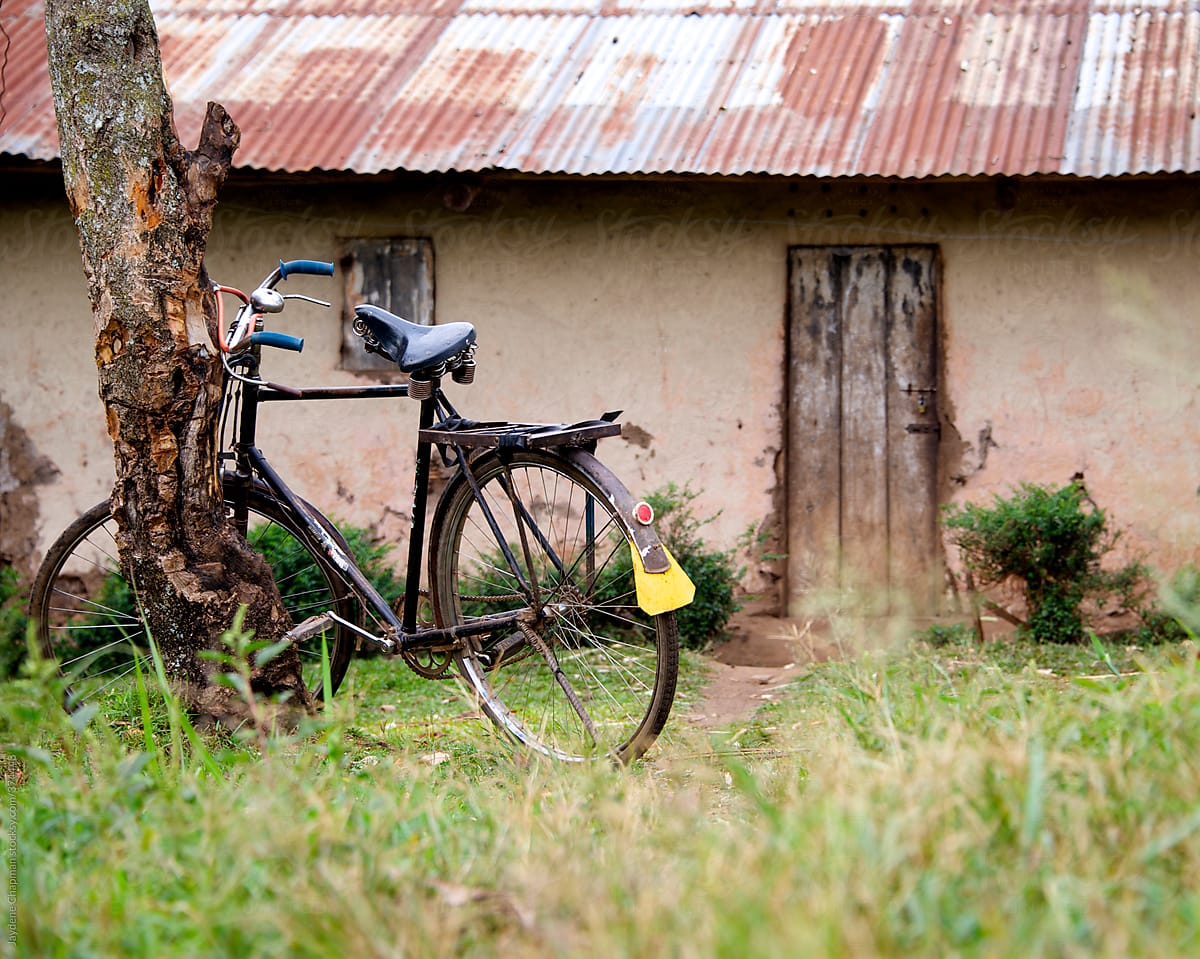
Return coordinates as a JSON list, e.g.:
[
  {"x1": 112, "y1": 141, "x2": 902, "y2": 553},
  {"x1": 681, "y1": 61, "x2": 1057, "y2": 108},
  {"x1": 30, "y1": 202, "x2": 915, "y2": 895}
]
[{"x1": 339, "y1": 237, "x2": 434, "y2": 373}]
